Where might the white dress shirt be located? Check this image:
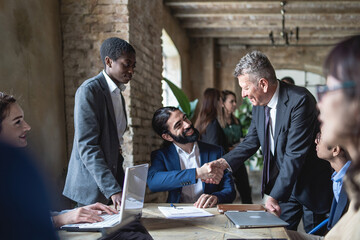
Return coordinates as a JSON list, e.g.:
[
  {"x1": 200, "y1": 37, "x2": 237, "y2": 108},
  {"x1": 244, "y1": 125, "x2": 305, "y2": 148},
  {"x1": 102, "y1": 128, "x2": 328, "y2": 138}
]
[
  {"x1": 173, "y1": 142, "x2": 203, "y2": 203},
  {"x1": 103, "y1": 70, "x2": 127, "y2": 145},
  {"x1": 266, "y1": 81, "x2": 280, "y2": 154}
]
